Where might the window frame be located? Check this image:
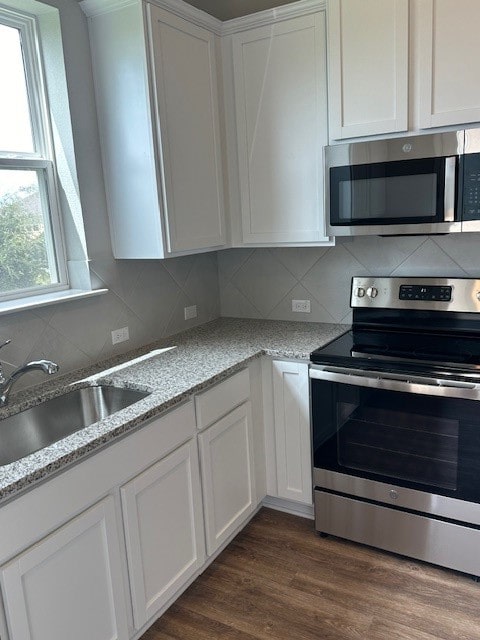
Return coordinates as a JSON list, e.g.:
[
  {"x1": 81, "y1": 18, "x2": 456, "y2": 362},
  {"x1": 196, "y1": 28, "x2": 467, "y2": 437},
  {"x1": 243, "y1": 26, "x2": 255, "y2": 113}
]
[{"x1": 0, "y1": 5, "x2": 69, "y2": 303}]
